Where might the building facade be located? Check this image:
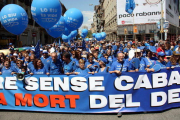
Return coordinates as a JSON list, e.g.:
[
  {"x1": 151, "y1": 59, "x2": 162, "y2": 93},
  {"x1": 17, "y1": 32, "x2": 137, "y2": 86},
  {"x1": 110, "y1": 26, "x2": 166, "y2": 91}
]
[
  {"x1": 0, "y1": 0, "x2": 66, "y2": 48},
  {"x1": 117, "y1": 0, "x2": 180, "y2": 41},
  {"x1": 93, "y1": 0, "x2": 117, "y2": 41},
  {"x1": 103, "y1": 0, "x2": 117, "y2": 41}
]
